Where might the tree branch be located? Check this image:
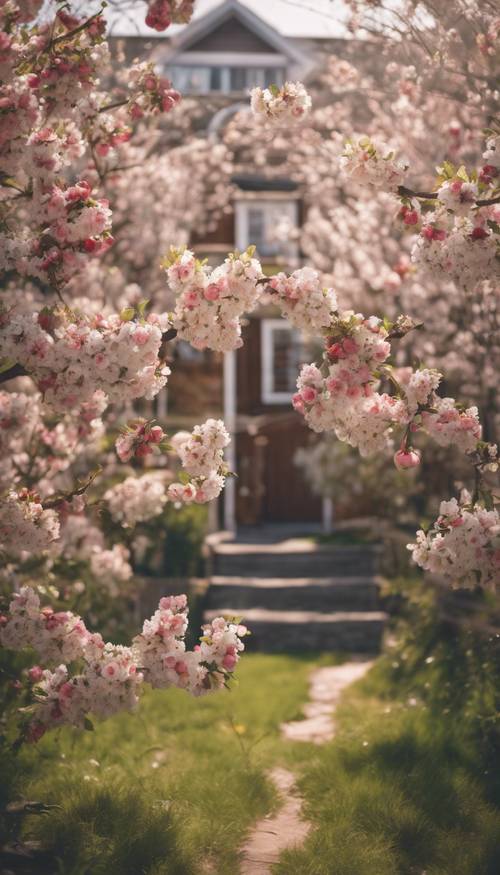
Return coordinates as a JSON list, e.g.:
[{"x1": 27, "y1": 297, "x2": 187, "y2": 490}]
[
  {"x1": 397, "y1": 185, "x2": 500, "y2": 208},
  {"x1": 42, "y1": 468, "x2": 102, "y2": 510},
  {"x1": 0, "y1": 363, "x2": 28, "y2": 385}
]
